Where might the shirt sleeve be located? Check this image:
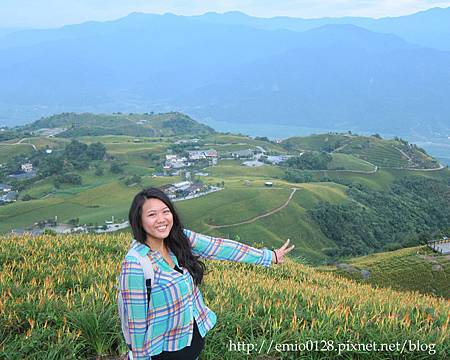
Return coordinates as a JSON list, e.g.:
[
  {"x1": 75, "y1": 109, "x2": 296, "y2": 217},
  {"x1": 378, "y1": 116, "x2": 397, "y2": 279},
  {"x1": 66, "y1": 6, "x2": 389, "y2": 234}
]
[
  {"x1": 183, "y1": 228, "x2": 273, "y2": 268},
  {"x1": 119, "y1": 256, "x2": 149, "y2": 360}
]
